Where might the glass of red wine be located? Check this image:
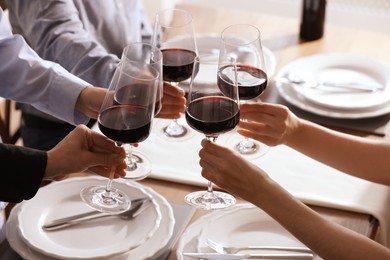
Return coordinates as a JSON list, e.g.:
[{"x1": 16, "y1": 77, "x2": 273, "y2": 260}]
[
  {"x1": 220, "y1": 24, "x2": 269, "y2": 159},
  {"x1": 184, "y1": 54, "x2": 239, "y2": 210},
  {"x1": 119, "y1": 43, "x2": 163, "y2": 180},
  {"x1": 80, "y1": 43, "x2": 160, "y2": 213},
  {"x1": 152, "y1": 8, "x2": 198, "y2": 141}
]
